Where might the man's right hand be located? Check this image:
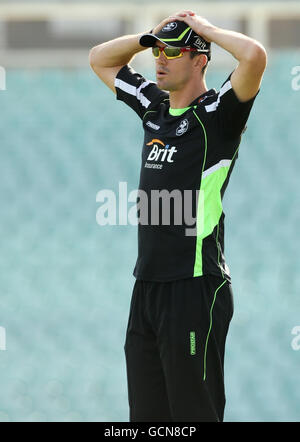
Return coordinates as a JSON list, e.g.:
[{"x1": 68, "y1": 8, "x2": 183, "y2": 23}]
[
  {"x1": 89, "y1": 10, "x2": 197, "y2": 93},
  {"x1": 152, "y1": 11, "x2": 196, "y2": 35}
]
